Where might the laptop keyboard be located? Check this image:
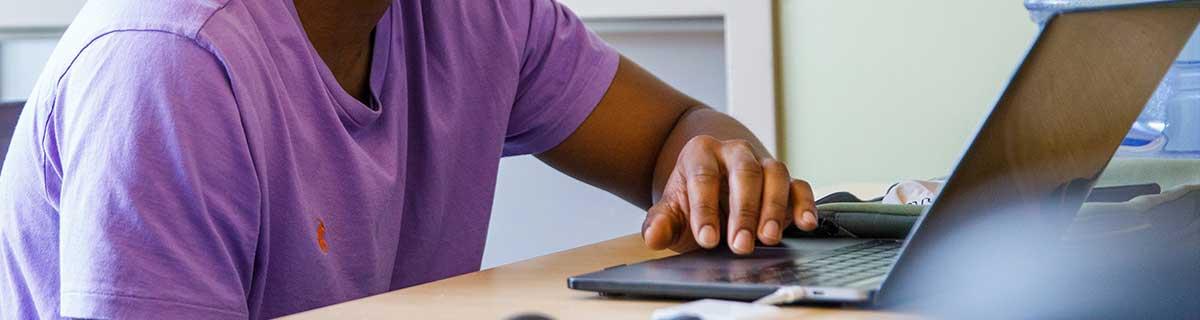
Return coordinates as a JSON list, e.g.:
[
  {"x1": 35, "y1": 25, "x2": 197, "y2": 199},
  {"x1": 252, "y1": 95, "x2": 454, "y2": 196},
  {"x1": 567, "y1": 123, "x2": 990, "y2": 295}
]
[{"x1": 717, "y1": 240, "x2": 901, "y2": 287}]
